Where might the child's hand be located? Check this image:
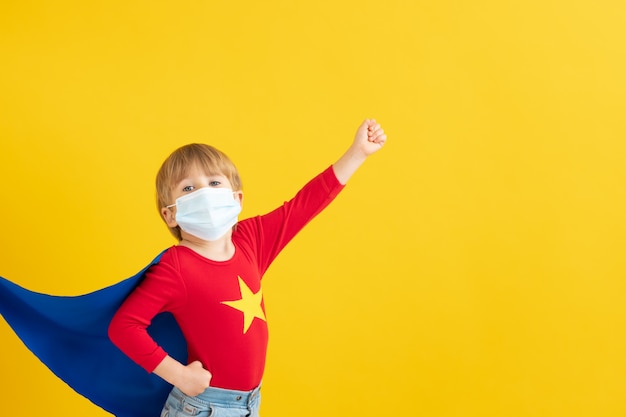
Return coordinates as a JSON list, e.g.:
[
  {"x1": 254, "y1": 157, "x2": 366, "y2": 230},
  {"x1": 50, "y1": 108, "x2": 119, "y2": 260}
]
[
  {"x1": 177, "y1": 360, "x2": 213, "y2": 397},
  {"x1": 332, "y1": 119, "x2": 388, "y2": 184},
  {"x1": 353, "y1": 119, "x2": 387, "y2": 157}
]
